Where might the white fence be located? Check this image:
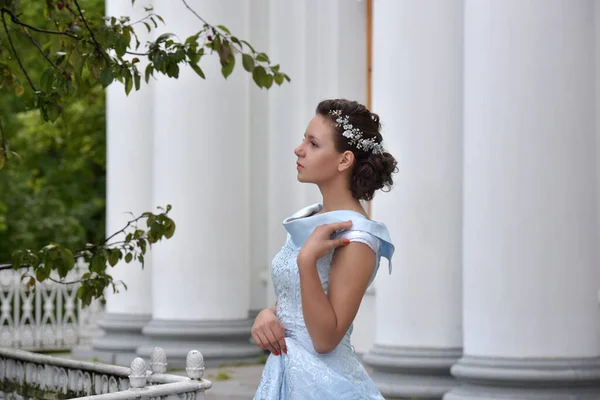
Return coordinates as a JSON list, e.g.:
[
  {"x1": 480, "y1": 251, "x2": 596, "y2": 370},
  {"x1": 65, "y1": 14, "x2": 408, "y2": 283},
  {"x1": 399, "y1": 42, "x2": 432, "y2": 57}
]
[
  {"x1": 0, "y1": 346, "x2": 211, "y2": 400},
  {"x1": 0, "y1": 258, "x2": 103, "y2": 351}
]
